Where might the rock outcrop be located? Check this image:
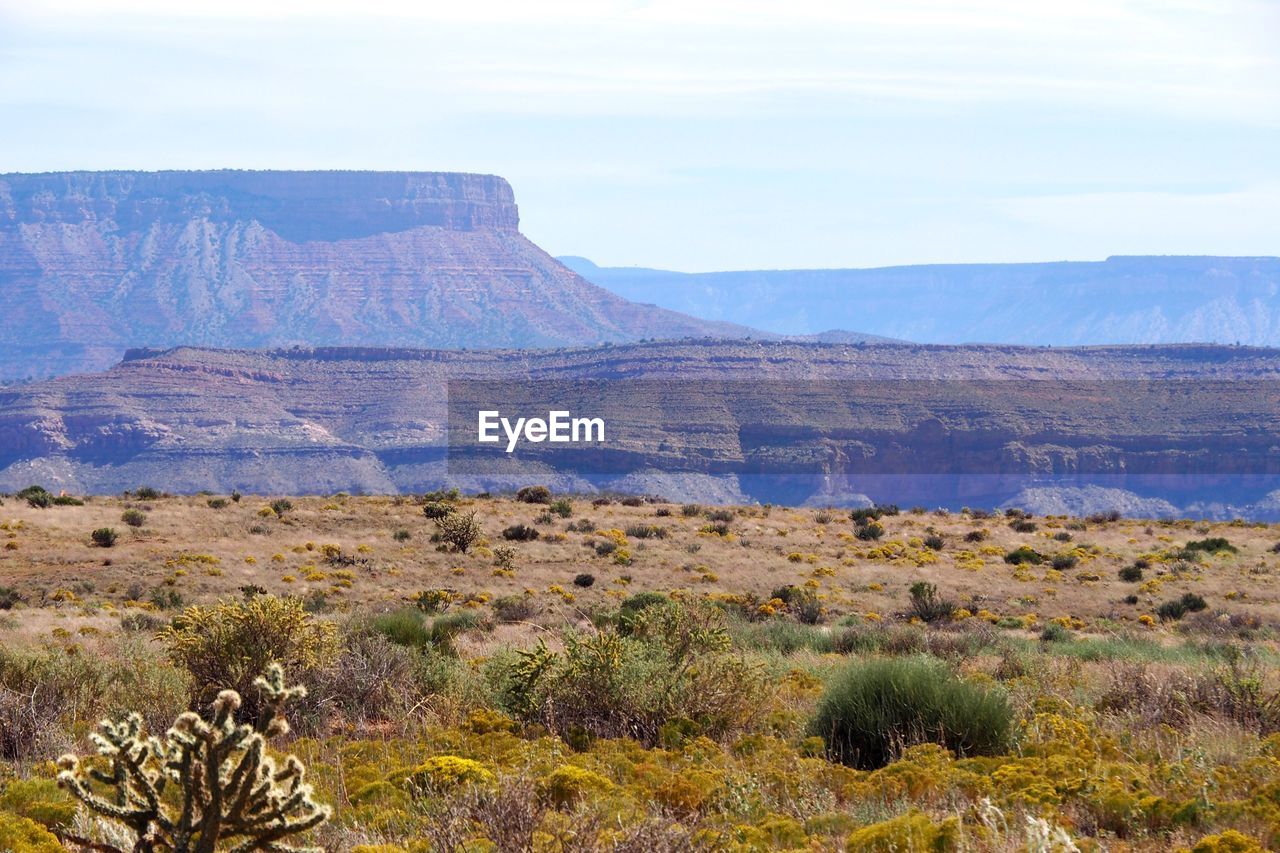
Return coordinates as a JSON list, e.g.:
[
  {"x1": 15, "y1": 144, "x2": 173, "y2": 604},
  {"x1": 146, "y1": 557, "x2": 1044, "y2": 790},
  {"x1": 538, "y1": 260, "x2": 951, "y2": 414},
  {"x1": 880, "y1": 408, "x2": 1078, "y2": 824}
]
[
  {"x1": 0, "y1": 170, "x2": 750, "y2": 380},
  {"x1": 4, "y1": 339, "x2": 1280, "y2": 513}
]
